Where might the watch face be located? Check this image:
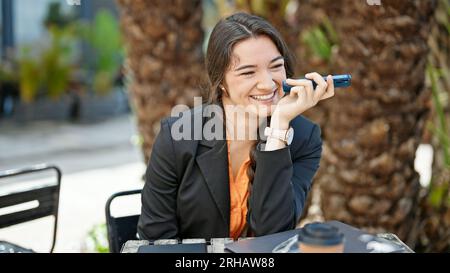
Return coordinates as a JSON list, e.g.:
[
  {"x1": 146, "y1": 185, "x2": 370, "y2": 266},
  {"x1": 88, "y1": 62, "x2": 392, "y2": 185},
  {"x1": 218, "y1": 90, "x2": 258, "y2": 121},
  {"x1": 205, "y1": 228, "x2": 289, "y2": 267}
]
[{"x1": 286, "y1": 128, "x2": 294, "y2": 145}]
